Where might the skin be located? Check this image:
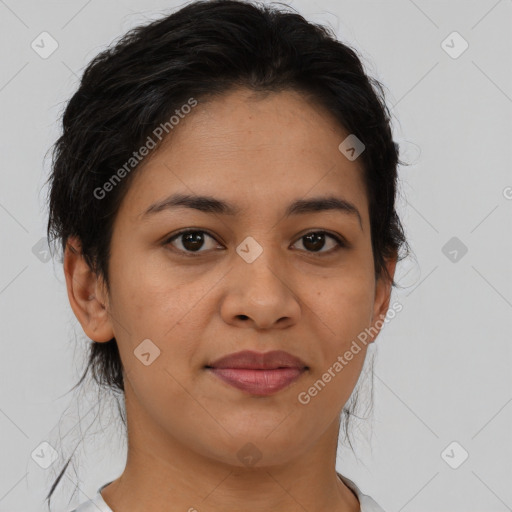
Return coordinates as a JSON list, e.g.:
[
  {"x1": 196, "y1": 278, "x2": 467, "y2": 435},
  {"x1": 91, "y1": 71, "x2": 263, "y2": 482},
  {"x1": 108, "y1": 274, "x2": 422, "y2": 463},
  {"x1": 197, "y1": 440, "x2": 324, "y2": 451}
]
[{"x1": 64, "y1": 87, "x2": 396, "y2": 512}]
